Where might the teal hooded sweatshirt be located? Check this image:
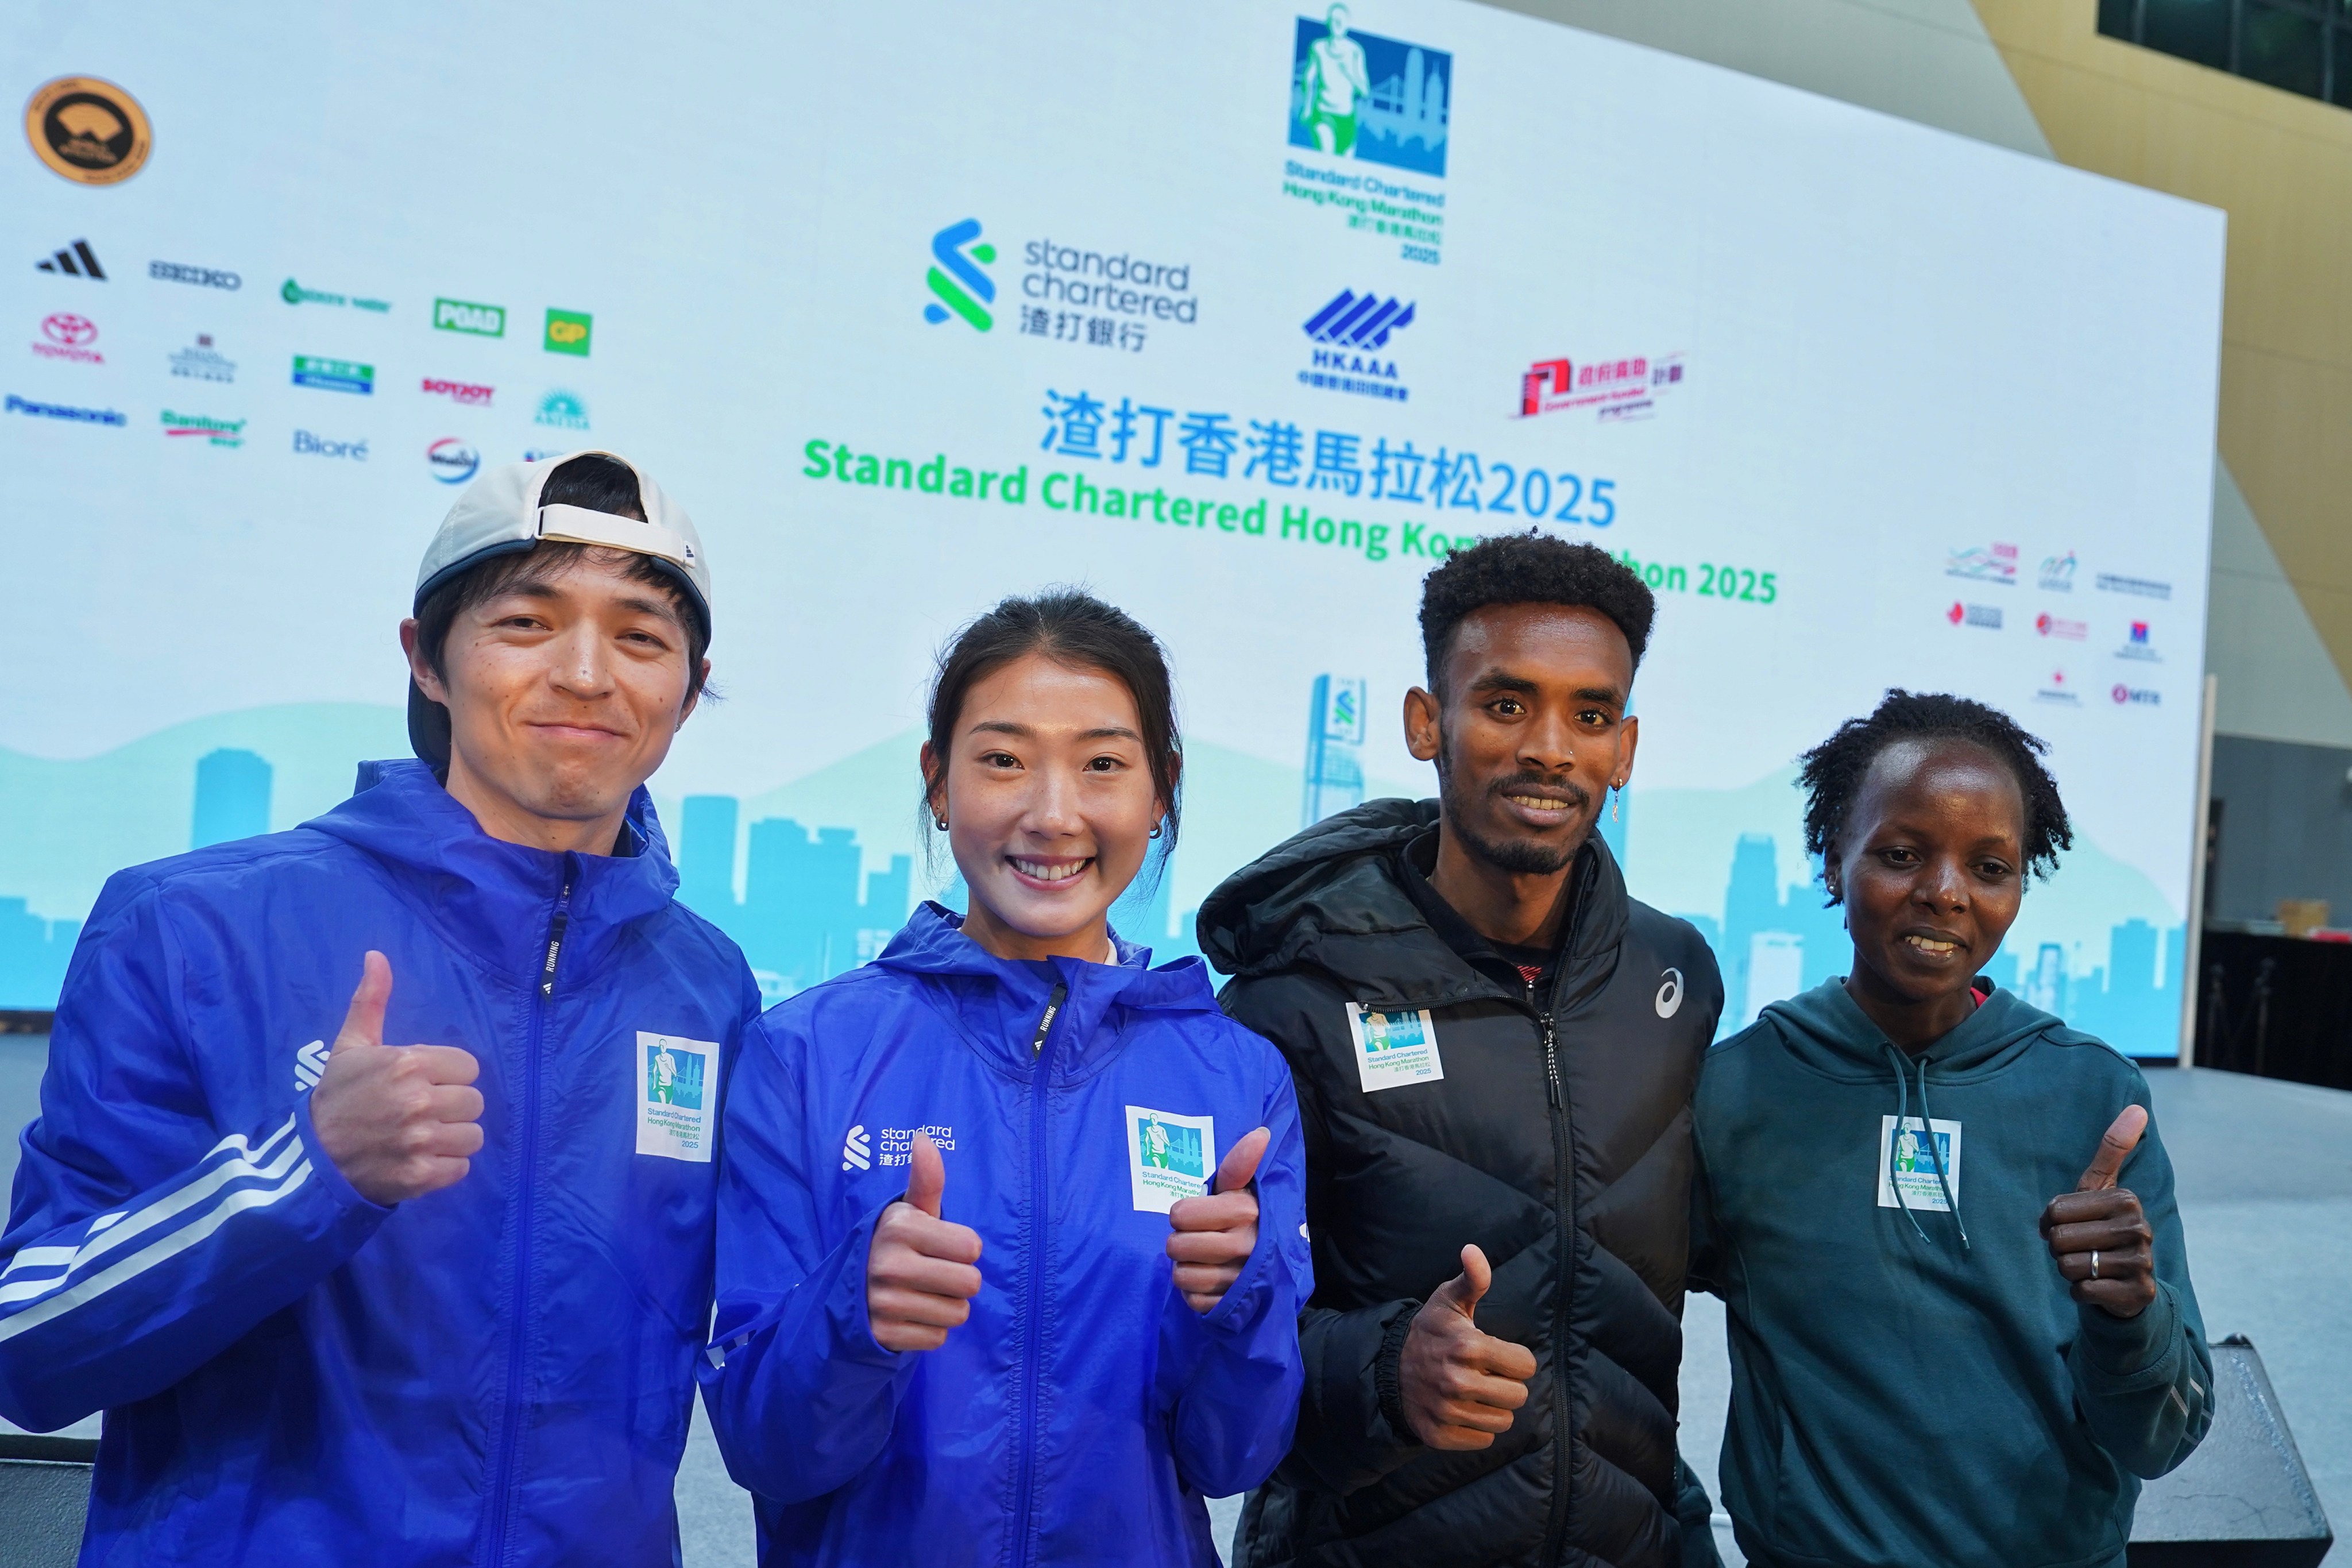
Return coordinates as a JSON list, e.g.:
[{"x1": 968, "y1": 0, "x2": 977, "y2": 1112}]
[{"x1": 1691, "y1": 979, "x2": 2211, "y2": 1568}]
